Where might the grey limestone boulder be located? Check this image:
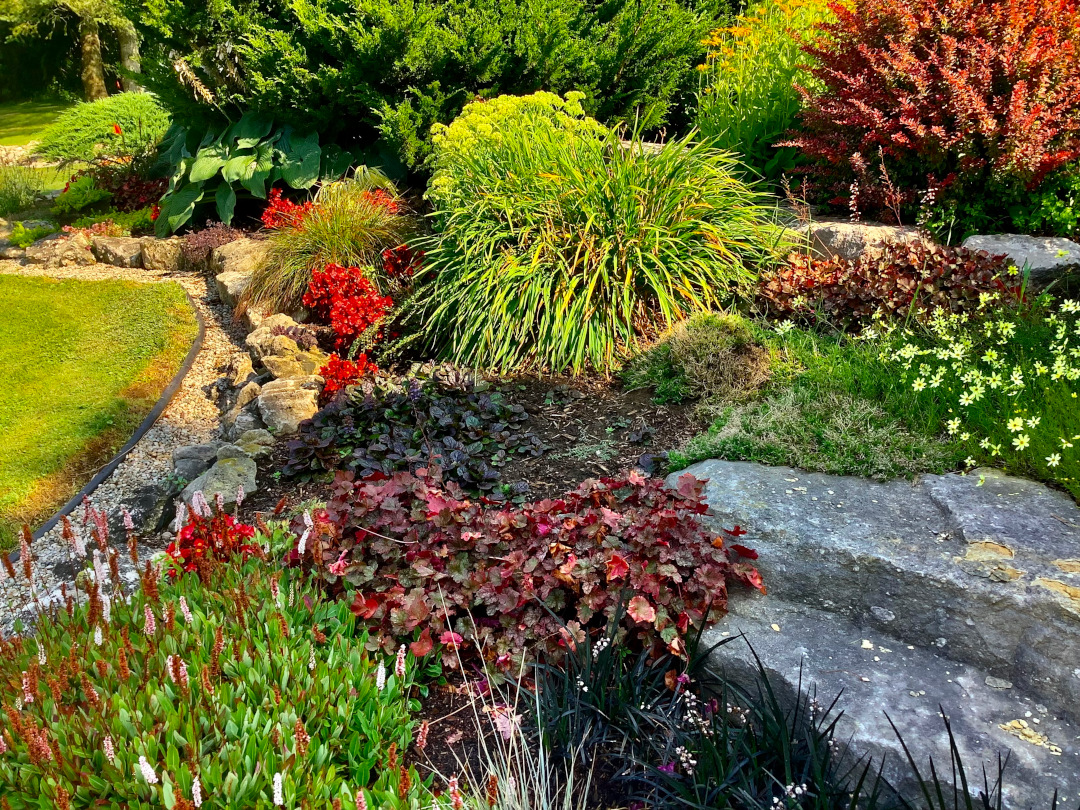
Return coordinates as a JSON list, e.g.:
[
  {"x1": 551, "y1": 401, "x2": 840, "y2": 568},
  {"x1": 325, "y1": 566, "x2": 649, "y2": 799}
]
[
  {"x1": 141, "y1": 237, "x2": 184, "y2": 273},
  {"x1": 171, "y1": 443, "x2": 220, "y2": 483},
  {"x1": 799, "y1": 219, "x2": 932, "y2": 262},
  {"x1": 24, "y1": 233, "x2": 95, "y2": 267},
  {"x1": 181, "y1": 455, "x2": 257, "y2": 509},
  {"x1": 962, "y1": 234, "x2": 1080, "y2": 284}
]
